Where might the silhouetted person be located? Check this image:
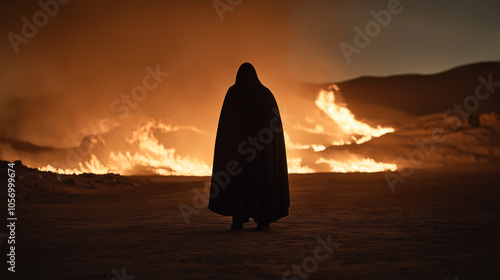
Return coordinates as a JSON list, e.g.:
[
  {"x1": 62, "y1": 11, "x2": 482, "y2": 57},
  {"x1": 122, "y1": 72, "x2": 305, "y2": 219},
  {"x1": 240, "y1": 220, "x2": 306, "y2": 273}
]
[{"x1": 208, "y1": 62, "x2": 290, "y2": 231}]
